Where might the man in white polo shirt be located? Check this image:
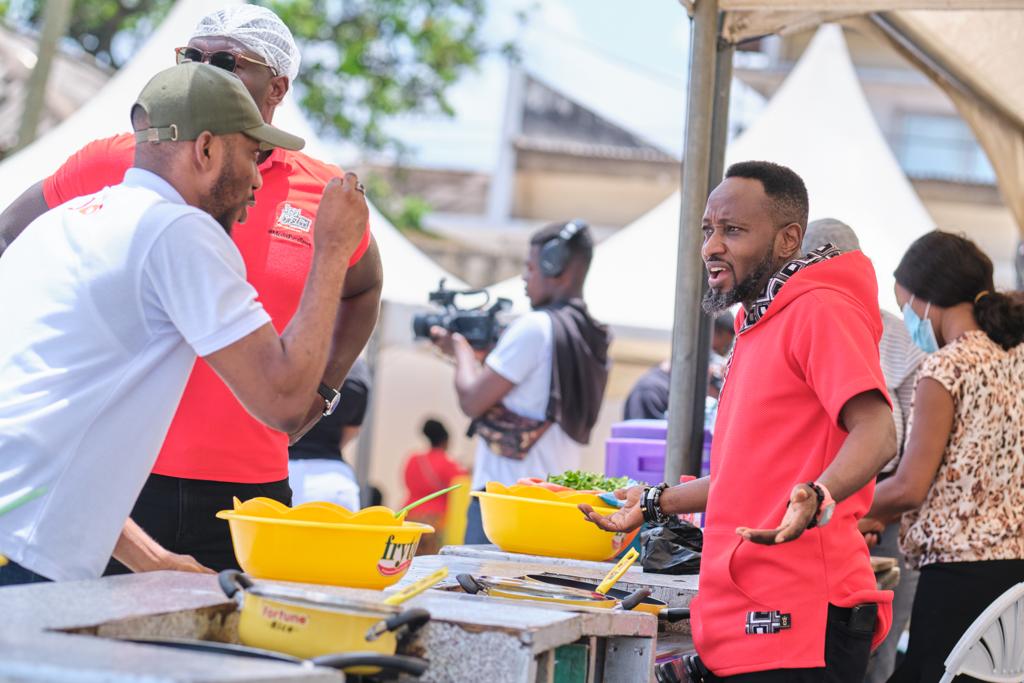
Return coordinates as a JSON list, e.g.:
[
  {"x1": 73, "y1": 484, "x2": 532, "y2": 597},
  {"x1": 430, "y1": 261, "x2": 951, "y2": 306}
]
[{"x1": 0, "y1": 62, "x2": 368, "y2": 584}]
